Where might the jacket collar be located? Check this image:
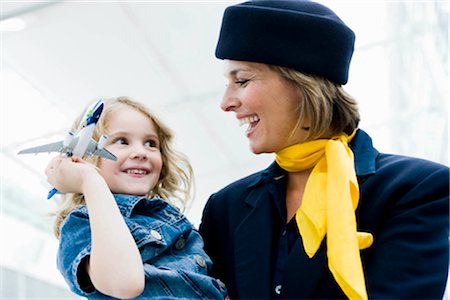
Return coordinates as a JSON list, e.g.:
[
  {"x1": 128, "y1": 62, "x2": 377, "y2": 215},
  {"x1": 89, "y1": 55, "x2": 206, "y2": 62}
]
[
  {"x1": 351, "y1": 129, "x2": 378, "y2": 176},
  {"x1": 113, "y1": 194, "x2": 165, "y2": 217}
]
